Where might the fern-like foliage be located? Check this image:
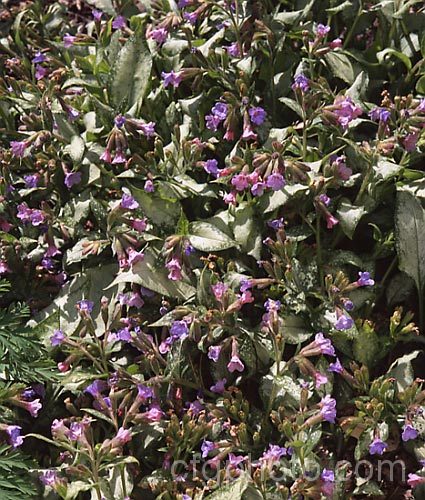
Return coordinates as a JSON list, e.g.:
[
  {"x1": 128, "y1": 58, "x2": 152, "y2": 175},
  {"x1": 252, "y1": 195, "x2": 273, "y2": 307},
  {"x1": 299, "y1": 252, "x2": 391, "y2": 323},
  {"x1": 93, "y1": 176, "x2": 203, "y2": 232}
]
[
  {"x1": 0, "y1": 280, "x2": 55, "y2": 382},
  {"x1": 0, "y1": 444, "x2": 39, "y2": 499}
]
